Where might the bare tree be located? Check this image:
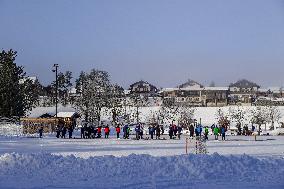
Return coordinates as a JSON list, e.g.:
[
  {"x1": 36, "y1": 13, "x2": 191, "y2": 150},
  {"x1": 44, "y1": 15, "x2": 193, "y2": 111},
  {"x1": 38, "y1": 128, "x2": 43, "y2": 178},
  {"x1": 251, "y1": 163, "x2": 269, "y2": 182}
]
[
  {"x1": 215, "y1": 108, "x2": 230, "y2": 129},
  {"x1": 107, "y1": 84, "x2": 125, "y2": 125},
  {"x1": 74, "y1": 69, "x2": 111, "y2": 125},
  {"x1": 250, "y1": 106, "x2": 269, "y2": 135},
  {"x1": 266, "y1": 106, "x2": 282, "y2": 130},
  {"x1": 158, "y1": 97, "x2": 195, "y2": 127},
  {"x1": 128, "y1": 93, "x2": 150, "y2": 124},
  {"x1": 229, "y1": 105, "x2": 247, "y2": 129}
]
